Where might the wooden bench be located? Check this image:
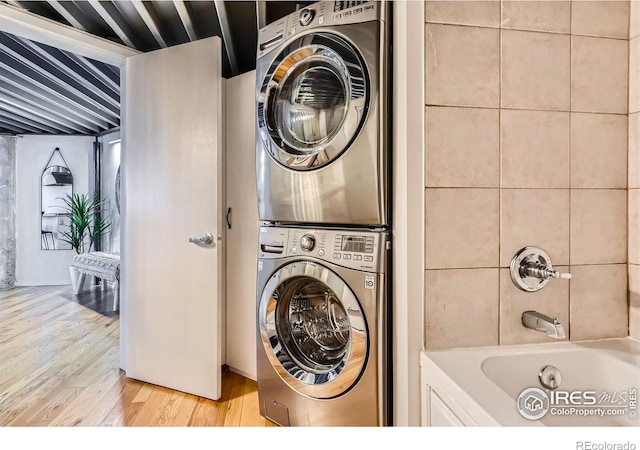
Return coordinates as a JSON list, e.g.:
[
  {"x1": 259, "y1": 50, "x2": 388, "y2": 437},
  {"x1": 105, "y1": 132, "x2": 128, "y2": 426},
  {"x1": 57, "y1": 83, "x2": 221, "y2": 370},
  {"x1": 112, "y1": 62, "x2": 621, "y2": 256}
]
[{"x1": 69, "y1": 252, "x2": 120, "y2": 311}]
